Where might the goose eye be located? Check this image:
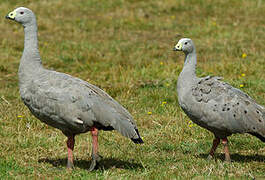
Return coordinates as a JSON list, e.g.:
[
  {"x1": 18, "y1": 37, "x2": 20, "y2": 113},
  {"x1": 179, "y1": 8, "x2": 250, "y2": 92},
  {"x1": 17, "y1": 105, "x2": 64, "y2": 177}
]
[
  {"x1": 20, "y1": 12, "x2": 24, "y2": 15},
  {"x1": 184, "y1": 42, "x2": 188, "y2": 45}
]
